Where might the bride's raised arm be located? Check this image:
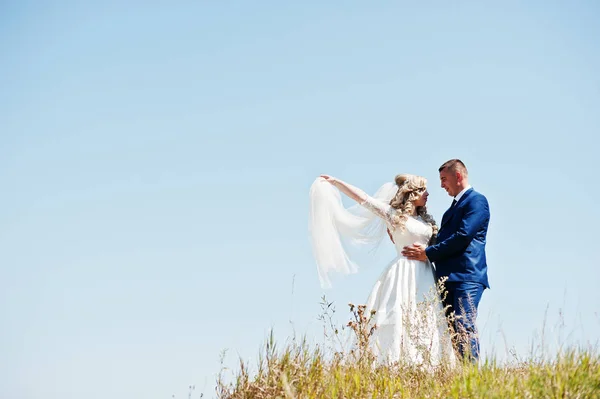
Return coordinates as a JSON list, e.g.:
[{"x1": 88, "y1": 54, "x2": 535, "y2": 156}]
[
  {"x1": 319, "y1": 174, "x2": 368, "y2": 203},
  {"x1": 320, "y1": 175, "x2": 394, "y2": 225}
]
